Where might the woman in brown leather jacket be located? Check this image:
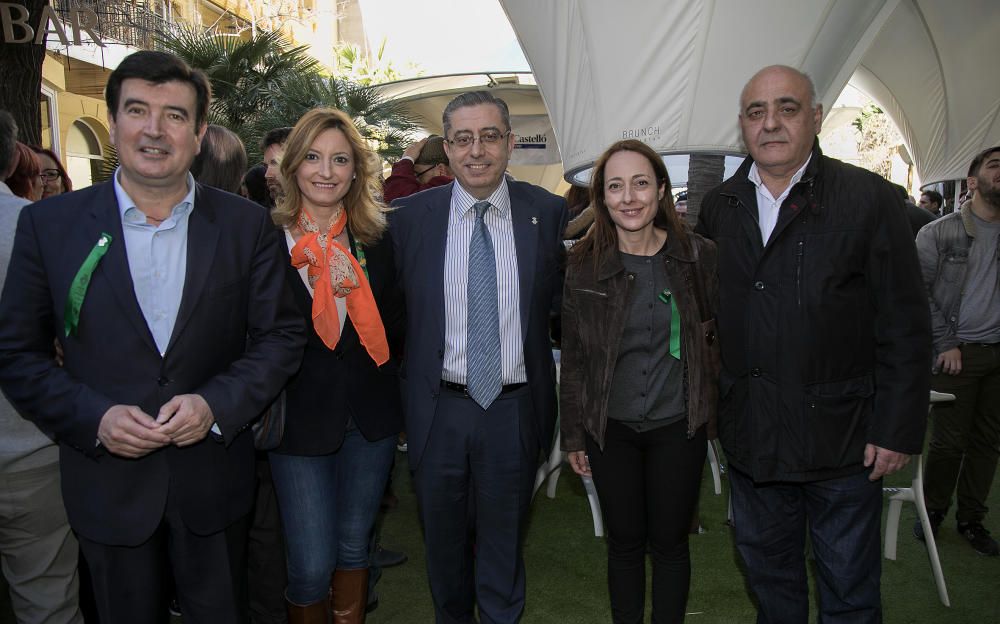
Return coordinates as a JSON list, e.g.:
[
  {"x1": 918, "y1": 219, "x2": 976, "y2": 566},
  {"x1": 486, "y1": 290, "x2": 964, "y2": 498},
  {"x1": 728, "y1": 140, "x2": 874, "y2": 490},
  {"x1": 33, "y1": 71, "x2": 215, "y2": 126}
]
[{"x1": 560, "y1": 139, "x2": 720, "y2": 624}]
